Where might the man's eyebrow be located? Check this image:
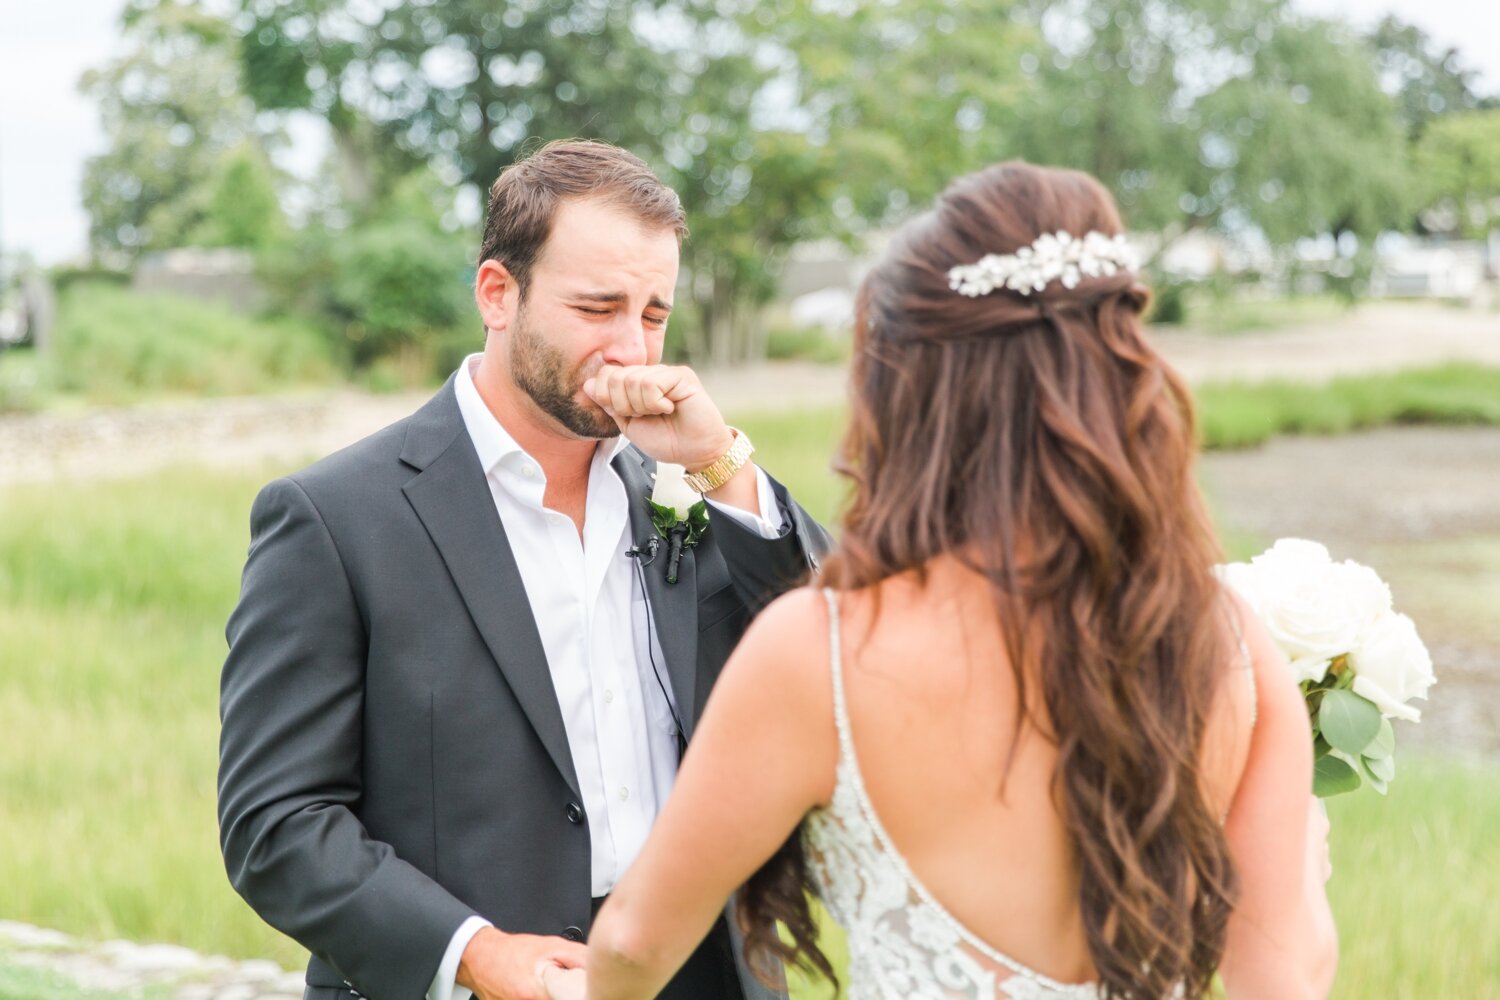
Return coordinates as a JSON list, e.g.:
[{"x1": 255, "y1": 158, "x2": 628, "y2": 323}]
[{"x1": 570, "y1": 291, "x2": 672, "y2": 313}]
